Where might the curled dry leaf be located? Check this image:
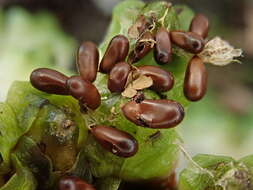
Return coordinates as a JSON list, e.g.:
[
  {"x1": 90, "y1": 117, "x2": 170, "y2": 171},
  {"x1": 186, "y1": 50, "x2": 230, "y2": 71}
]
[
  {"x1": 122, "y1": 71, "x2": 153, "y2": 98},
  {"x1": 198, "y1": 37, "x2": 243, "y2": 66},
  {"x1": 131, "y1": 74, "x2": 153, "y2": 90}
]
